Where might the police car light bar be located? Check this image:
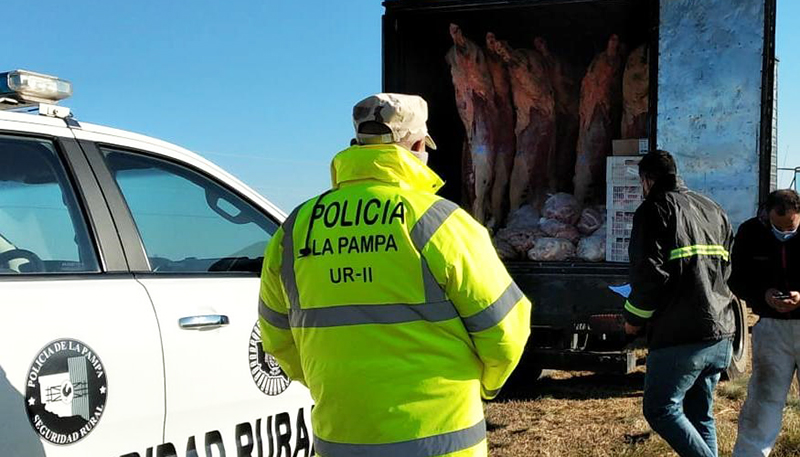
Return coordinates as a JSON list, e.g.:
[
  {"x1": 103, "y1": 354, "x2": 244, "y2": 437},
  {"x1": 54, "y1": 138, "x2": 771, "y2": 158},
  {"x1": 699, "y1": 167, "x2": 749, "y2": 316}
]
[{"x1": 0, "y1": 70, "x2": 72, "y2": 106}]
